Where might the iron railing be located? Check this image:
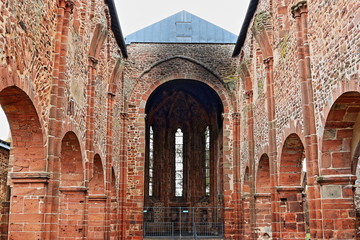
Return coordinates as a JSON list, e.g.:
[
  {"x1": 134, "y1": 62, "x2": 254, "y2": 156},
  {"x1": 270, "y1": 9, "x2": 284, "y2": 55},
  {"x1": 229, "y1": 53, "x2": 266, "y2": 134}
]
[{"x1": 143, "y1": 207, "x2": 224, "y2": 238}]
